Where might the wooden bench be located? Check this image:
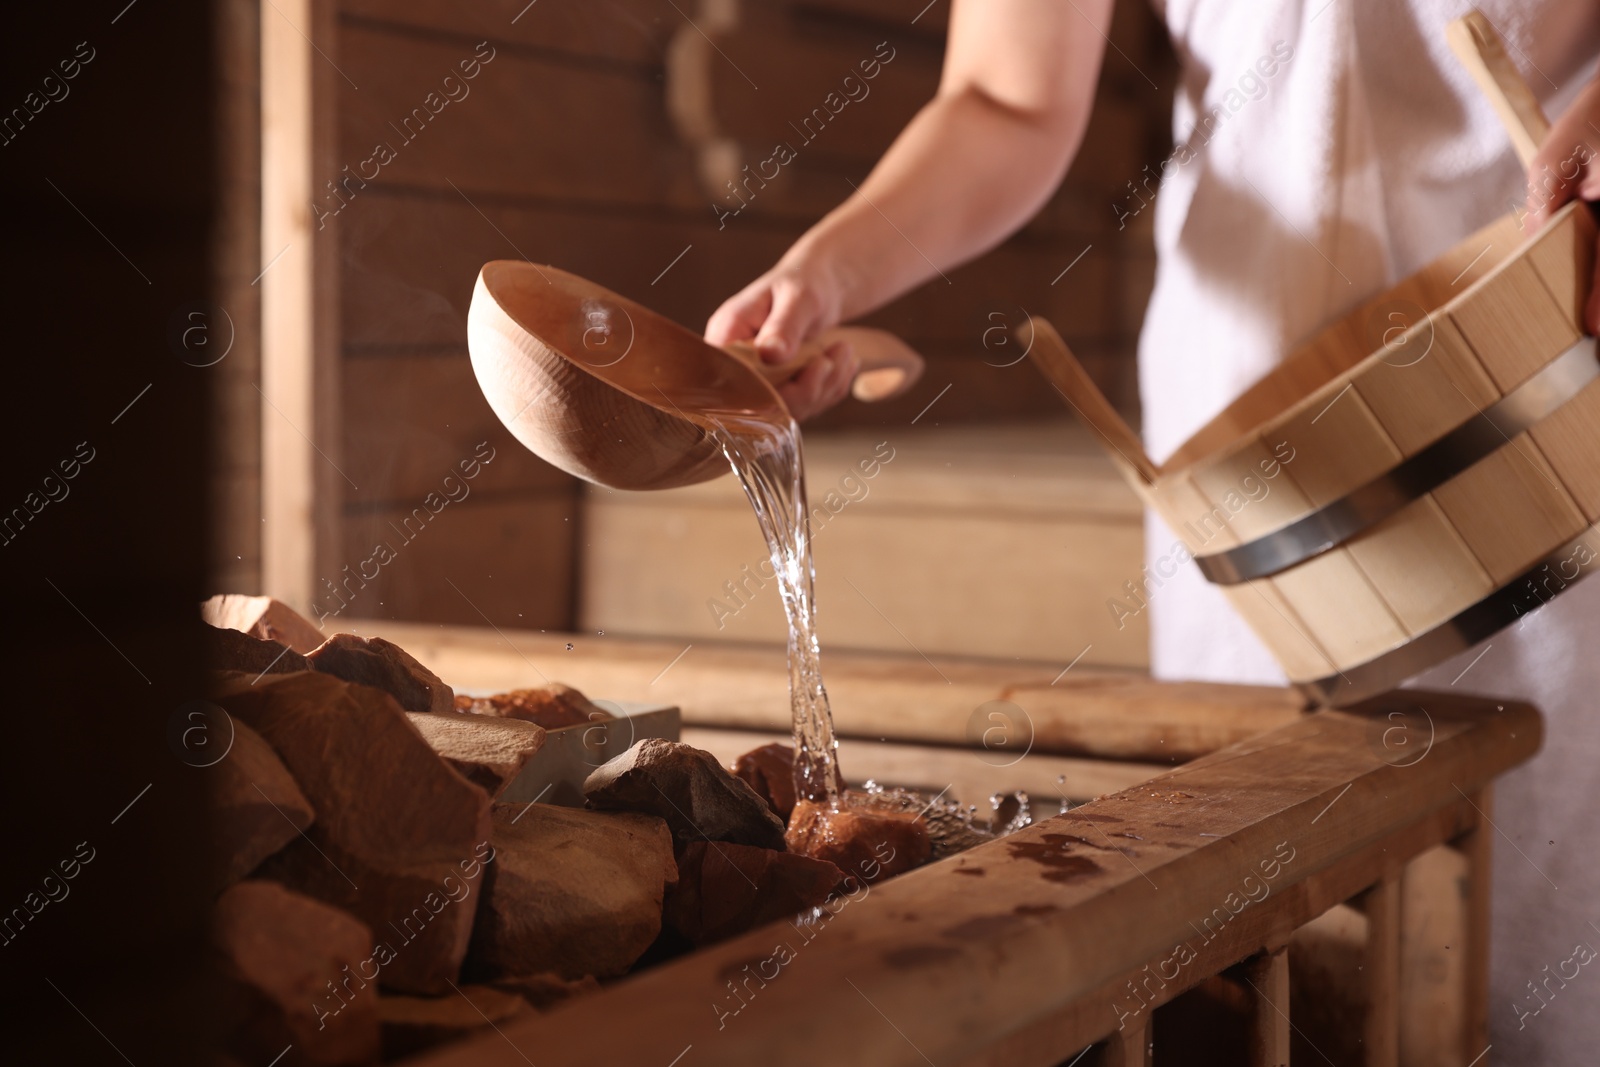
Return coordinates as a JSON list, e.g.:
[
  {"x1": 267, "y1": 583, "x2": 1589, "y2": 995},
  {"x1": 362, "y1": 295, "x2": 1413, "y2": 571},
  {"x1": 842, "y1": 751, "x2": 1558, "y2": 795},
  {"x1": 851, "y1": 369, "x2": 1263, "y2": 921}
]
[{"x1": 362, "y1": 624, "x2": 1530, "y2": 1066}]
